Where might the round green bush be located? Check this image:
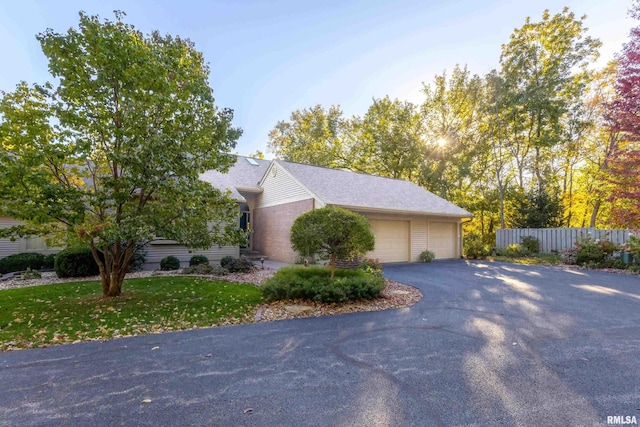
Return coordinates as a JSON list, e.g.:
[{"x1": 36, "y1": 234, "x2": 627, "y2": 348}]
[
  {"x1": 220, "y1": 255, "x2": 234, "y2": 268},
  {"x1": 54, "y1": 246, "x2": 100, "y2": 278},
  {"x1": 227, "y1": 257, "x2": 253, "y2": 273},
  {"x1": 0, "y1": 252, "x2": 46, "y2": 274},
  {"x1": 160, "y1": 255, "x2": 180, "y2": 271},
  {"x1": 420, "y1": 250, "x2": 436, "y2": 263},
  {"x1": 189, "y1": 254, "x2": 209, "y2": 266},
  {"x1": 43, "y1": 253, "x2": 57, "y2": 269}
]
